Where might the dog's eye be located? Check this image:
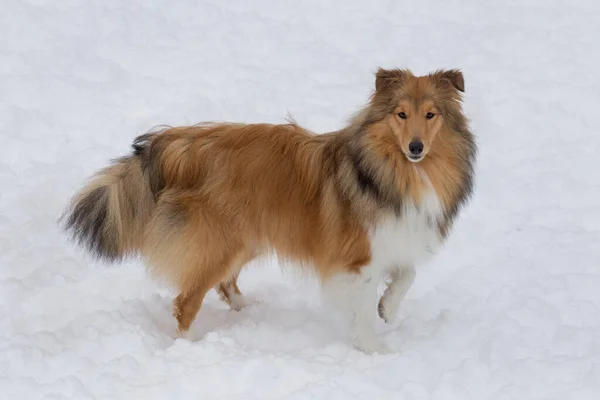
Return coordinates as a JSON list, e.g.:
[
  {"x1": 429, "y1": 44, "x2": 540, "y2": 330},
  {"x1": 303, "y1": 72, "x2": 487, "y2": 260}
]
[
  {"x1": 398, "y1": 112, "x2": 407, "y2": 119},
  {"x1": 426, "y1": 112, "x2": 435, "y2": 119}
]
